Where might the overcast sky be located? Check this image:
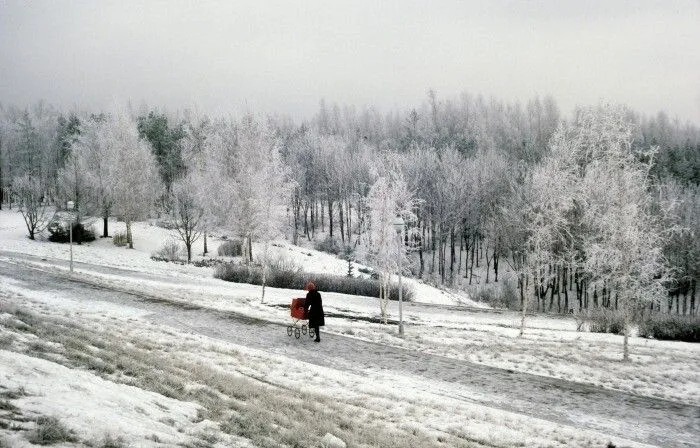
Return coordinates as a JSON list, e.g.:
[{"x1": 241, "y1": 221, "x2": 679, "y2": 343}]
[{"x1": 1, "y1": 0, "x2": 699, "y2": 124}]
